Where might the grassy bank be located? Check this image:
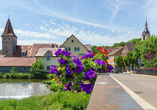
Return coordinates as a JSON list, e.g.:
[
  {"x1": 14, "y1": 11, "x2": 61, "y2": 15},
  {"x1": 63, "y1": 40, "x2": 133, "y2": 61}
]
[
  {"x1": 0, "y1": 91, "x2": 90, "y2": 110},
  {"x1": 0, "y1": 72, "x2": 54, "y2": 80}
]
